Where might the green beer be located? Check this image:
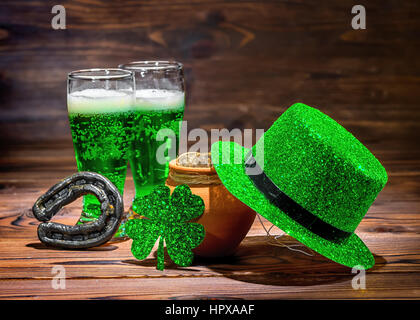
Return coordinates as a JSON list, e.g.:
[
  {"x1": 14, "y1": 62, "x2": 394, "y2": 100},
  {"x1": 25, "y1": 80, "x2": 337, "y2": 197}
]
[
  {"x1": 67, "y1": 84, "x2": 134, "y2": 238},
  {"x1": 130, "y1": 89, "x2": 185, "y2": 212}
]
